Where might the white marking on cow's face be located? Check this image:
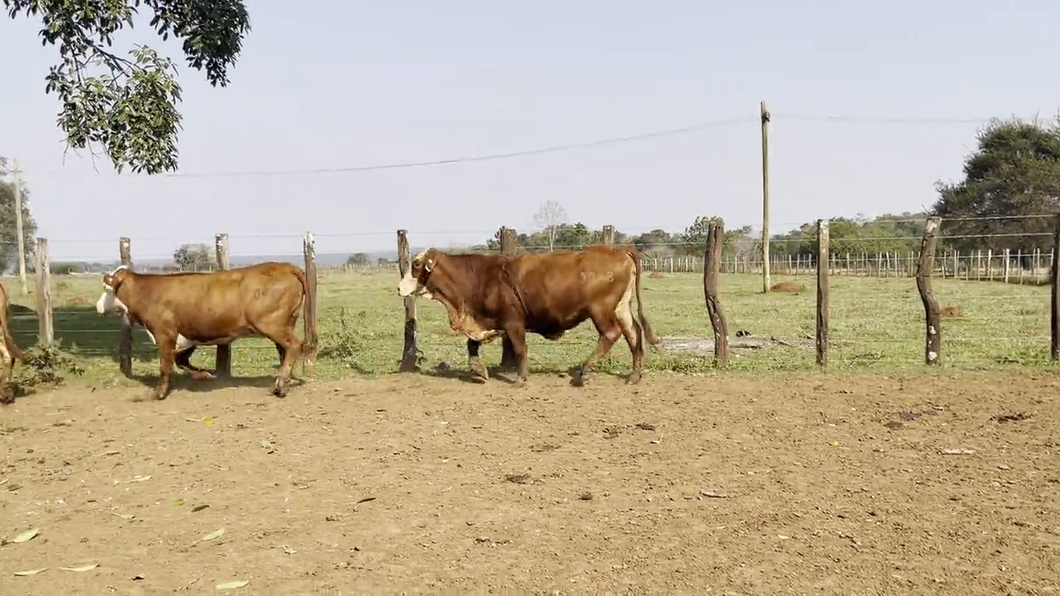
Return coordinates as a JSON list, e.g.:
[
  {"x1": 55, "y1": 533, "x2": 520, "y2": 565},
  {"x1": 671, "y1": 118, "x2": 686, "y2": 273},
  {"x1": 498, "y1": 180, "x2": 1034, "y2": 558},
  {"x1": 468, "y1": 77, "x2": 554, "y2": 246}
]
[
  {"x1": 397, "y1": 271, "x2": 422, "y2": 297},
  {"x1": 397, "y1": 250, "x2": 434, "y2": 298},
  {"x1": 95, "y1": 287, "x2": 127, "y2": 315}
]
